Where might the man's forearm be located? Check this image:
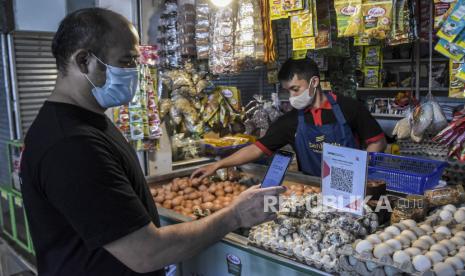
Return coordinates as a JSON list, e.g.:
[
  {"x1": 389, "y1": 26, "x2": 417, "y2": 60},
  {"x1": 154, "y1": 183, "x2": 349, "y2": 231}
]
[
  {"x1": 142, "y1": 207, "x2": 239, "y2": 271},
  {"x1": 216, "y1": 144, "x2": 264, "y2": 169},
  {"x1": 366, "y1": 137, "x2": 387, "y2": 152}
]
